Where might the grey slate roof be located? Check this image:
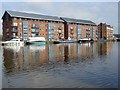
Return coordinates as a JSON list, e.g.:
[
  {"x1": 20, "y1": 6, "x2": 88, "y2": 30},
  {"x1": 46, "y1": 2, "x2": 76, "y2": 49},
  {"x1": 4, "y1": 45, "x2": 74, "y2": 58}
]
[
  {"x1": 61, "y1": 17, "x2": 96, "y2": 25},
  {"x1": 4, "y1": 10, "x2": 96, "y2": 25},
  {"x1": 6, "y1": 10, "x2": 63, "y2": 22}
]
